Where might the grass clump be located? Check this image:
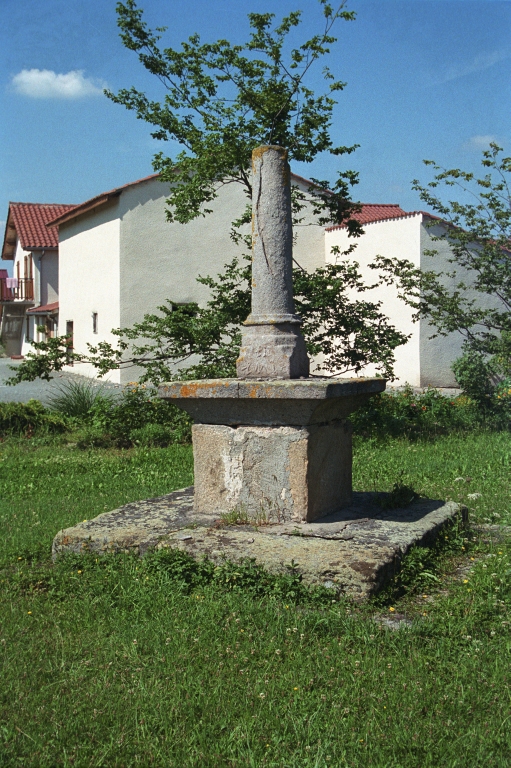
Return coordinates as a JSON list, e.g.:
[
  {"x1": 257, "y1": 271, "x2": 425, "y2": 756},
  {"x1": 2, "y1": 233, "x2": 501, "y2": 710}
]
[{"x1": 47, "y1": 377, "x2": 117, "y2": 418}]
